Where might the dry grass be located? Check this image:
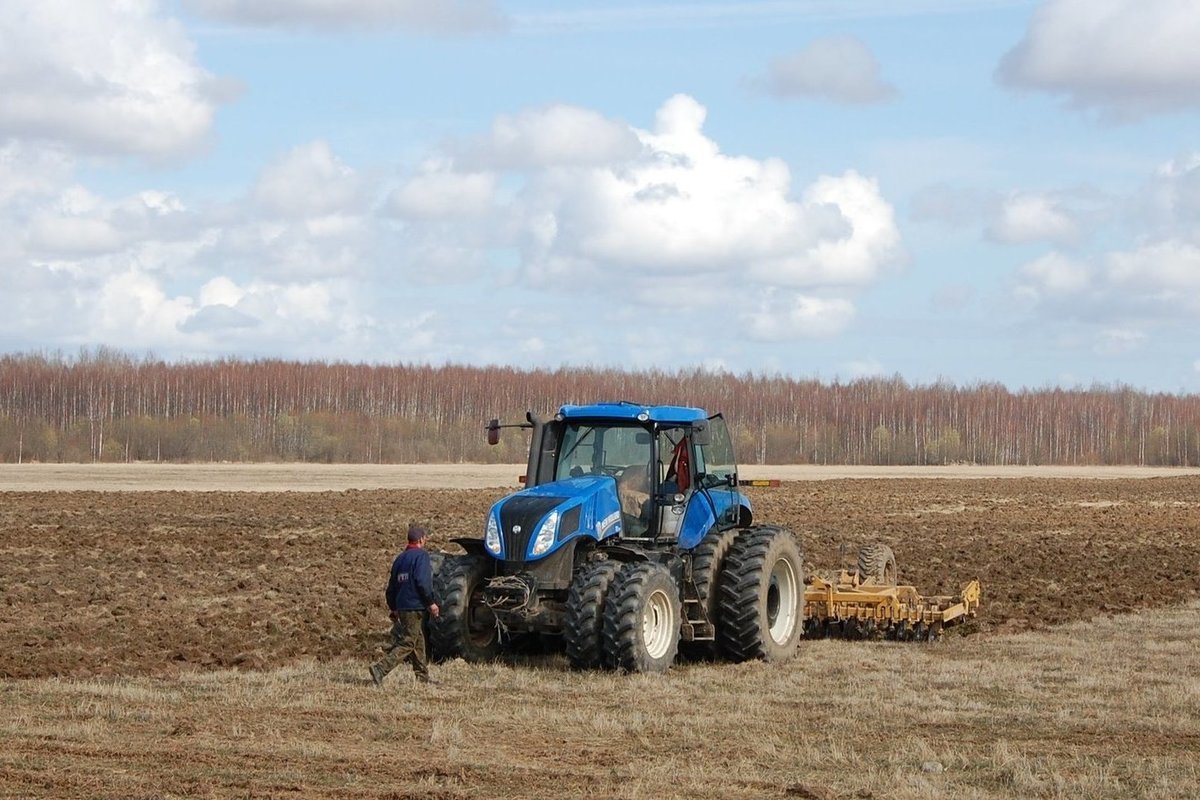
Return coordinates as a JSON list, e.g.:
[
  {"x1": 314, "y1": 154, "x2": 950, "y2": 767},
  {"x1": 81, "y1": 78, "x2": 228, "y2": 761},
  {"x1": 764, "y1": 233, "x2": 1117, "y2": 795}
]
[{"x1": 2, "y1": 603, "x2": 1197, "y2": 800}]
